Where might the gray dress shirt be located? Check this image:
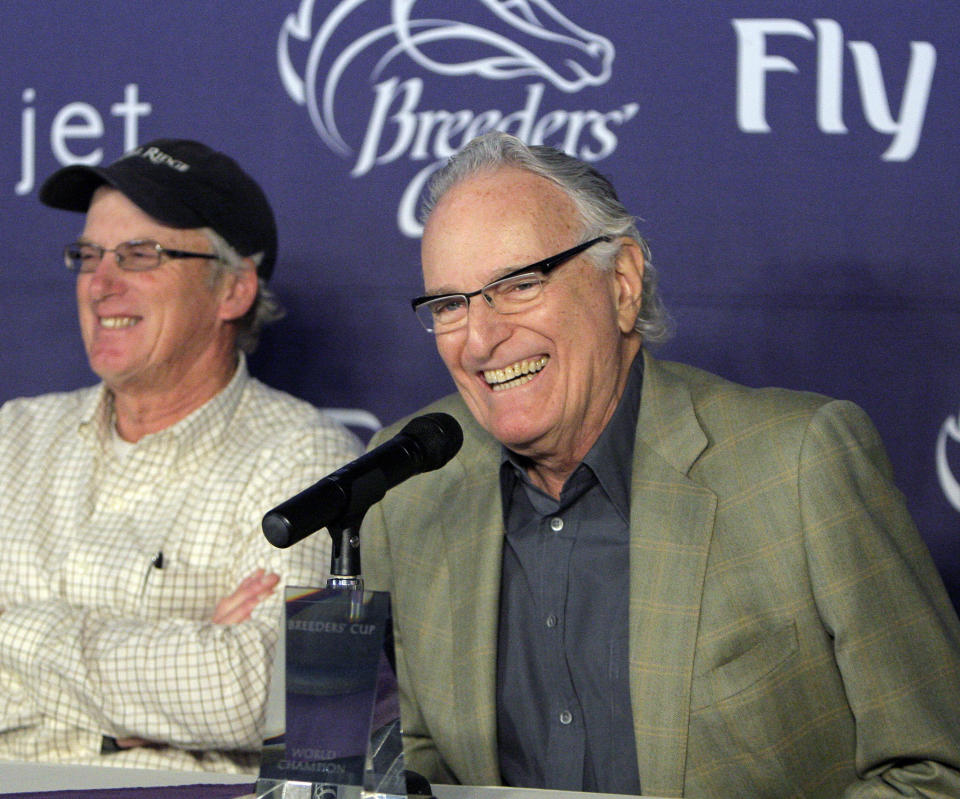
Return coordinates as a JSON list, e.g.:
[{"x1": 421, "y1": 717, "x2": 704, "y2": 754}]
[{"x1": 496, "y1": 353, "x2": 643, "y2": 794}]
